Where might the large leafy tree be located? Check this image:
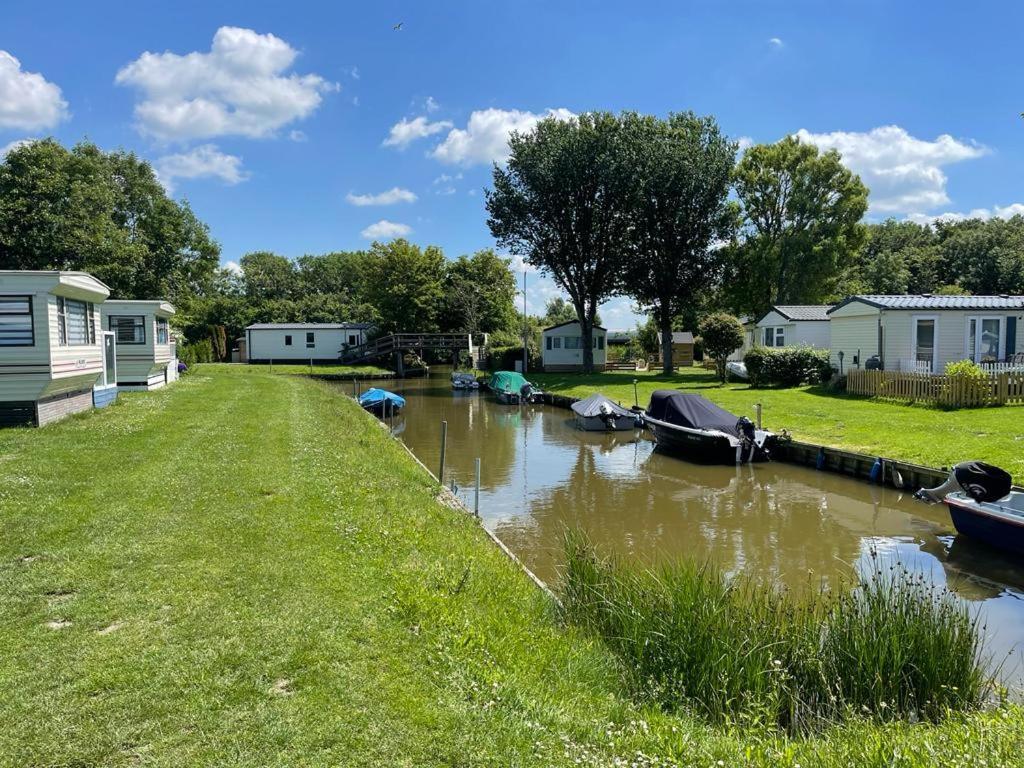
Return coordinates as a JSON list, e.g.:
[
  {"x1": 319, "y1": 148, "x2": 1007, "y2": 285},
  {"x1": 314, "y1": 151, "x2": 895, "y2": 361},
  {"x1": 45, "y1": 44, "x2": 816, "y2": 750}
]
[
  {"x1": 441, "y1": 249, "x2": 518, "y2": 334},
  {"x1": 487, "y1": 112, "x2": 633, "y2": 373},
  {"x1": 360, "y1": 238, "x2": 446, "y2": 333},
  {"x1": 238, "y1": 251, "x2": 298, "y2": 301},
  {"x1": 0, "y1": 139, "x2": 219, "y2": 300},
  {"x1": 935, "y1": 216, "x2": 1024, "y2": 295},
  {"x1": 621, "y1": 112, "x2": 737, "y2": 373},
  {"x1": 726, "y1": 136, "x2": 868, "y2": 318}
]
